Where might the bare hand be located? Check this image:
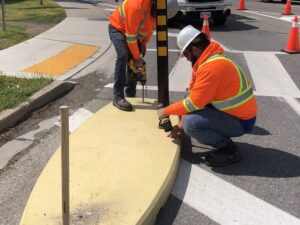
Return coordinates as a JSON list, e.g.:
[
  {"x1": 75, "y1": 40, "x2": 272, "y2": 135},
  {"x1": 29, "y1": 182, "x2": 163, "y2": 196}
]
[
  {"x1": 167, "y1": 124, "x2": 182, "y2": 138},
  {"x1": 157, "y1": 108, "x2": 167, "y2": 119},
  {"x1": 134, "y1": 58, "x2": 144, "y2": 68}
]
